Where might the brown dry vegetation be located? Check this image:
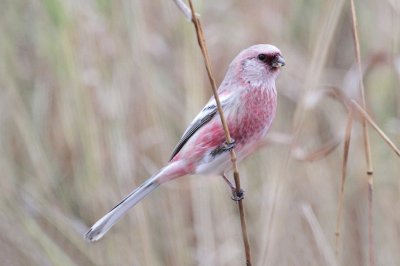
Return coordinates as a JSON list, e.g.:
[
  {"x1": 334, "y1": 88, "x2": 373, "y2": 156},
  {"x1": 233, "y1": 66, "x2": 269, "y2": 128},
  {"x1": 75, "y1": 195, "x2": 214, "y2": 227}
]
[{"x1": 0, "y1": 0, "x2": 399, "y2": 265}]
